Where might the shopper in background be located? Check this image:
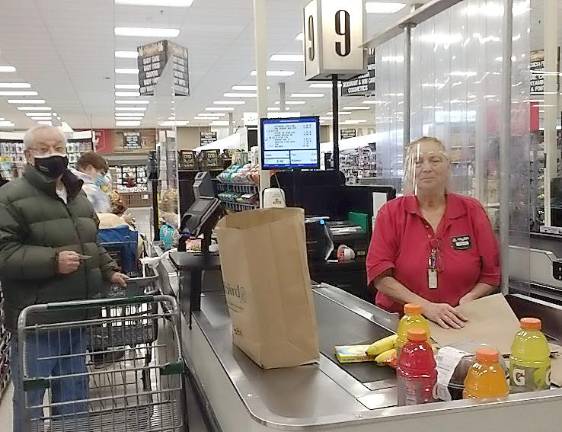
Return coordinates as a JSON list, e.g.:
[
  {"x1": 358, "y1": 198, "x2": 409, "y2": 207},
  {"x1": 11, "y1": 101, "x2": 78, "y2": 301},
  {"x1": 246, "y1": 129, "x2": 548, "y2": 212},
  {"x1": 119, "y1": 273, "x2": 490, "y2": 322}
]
[
  {"x1": 367, "y1": 136, "x2": 500, "y2": 329},
  {"x1": 73, "y1": 151, "x2": 112, "y2": 213},
  {"x1": 0, "y1": 125, "x2": 128, "y2": 431},
  {"x1": 0, "y1": 173, "x2": 8, "y2": 188}
]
